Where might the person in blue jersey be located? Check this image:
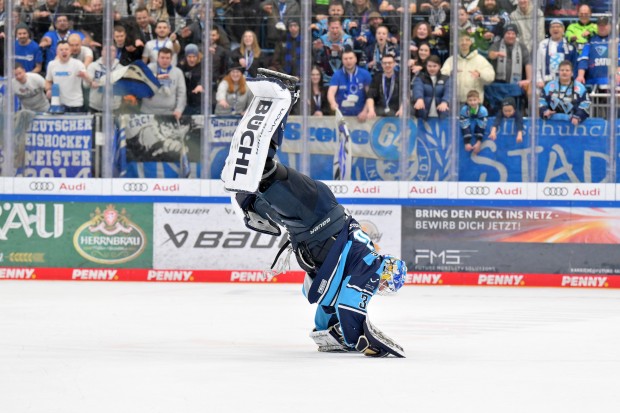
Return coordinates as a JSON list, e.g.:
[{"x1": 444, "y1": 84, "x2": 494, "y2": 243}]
[
  {"x1": 327, "y1": 47, "x2": 373, "y2": 120},
  {"x1": 540, "y1": 60, "x2": 590, "y2": 126},
  {"x1": 232, "y1": 72, "x2": 407, "y2": 358},
  {"x1": 14, "y1": 23, "x2": 43, "y2": 74},
  {"x1": 538, "y1": 60, "x2": 590, "y2": 126},
  {"x1": 576, "y1": 16, "x2": 618, "y2": 87},
  {"x1": 460, "y1": 89, "x2": 489, "y2": 154}
]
